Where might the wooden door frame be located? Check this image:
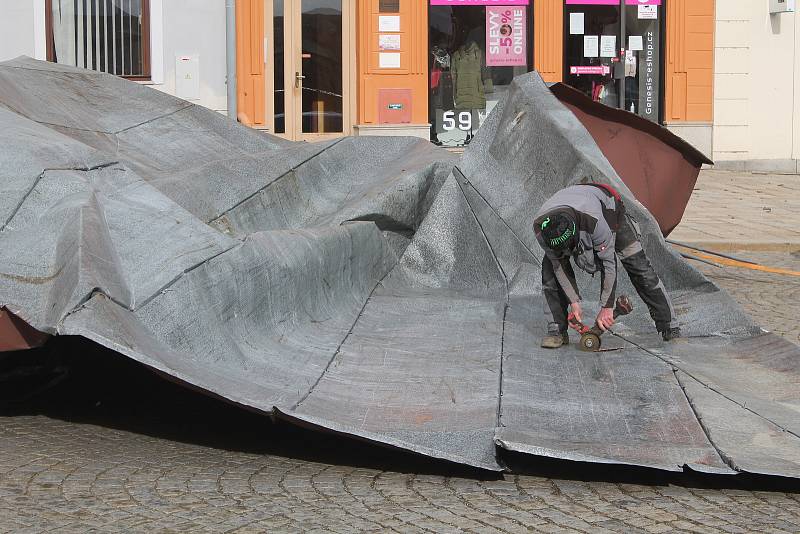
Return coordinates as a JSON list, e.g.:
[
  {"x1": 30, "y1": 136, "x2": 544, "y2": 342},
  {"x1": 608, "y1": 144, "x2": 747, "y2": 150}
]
[
  {"x1": 263, "y1": 0, "x2": 355, "y2": 141},
  {"x1": 263, "y1": 0, "x2": 275, "y2": 132}
]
